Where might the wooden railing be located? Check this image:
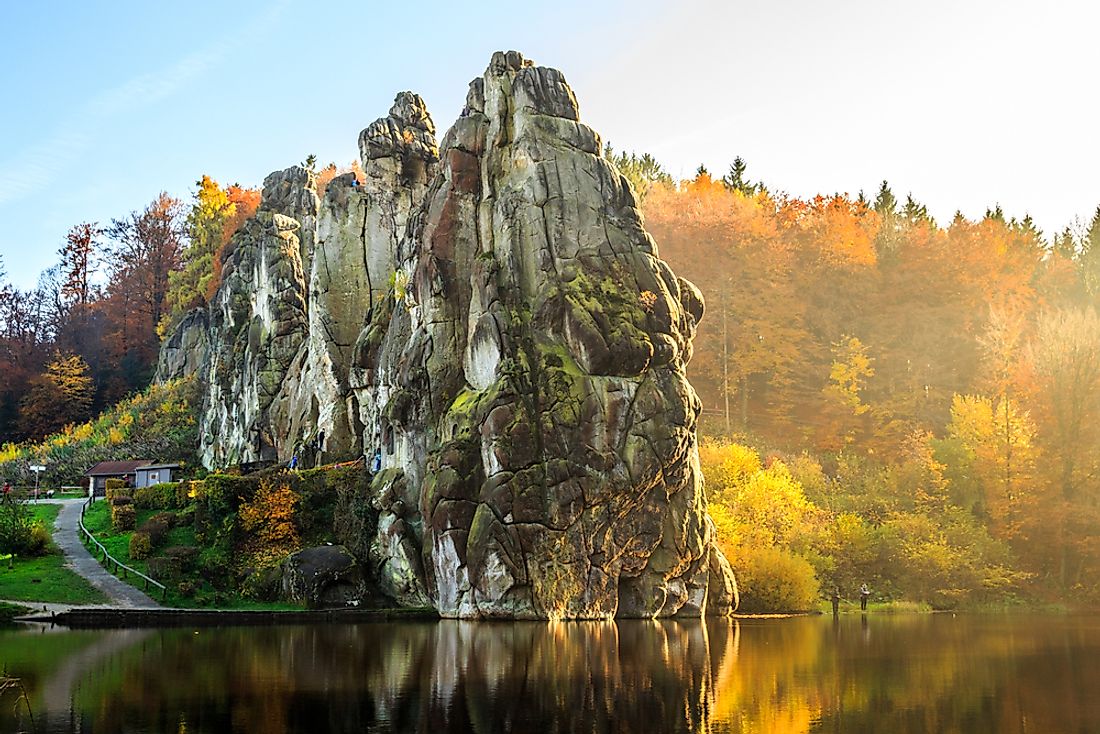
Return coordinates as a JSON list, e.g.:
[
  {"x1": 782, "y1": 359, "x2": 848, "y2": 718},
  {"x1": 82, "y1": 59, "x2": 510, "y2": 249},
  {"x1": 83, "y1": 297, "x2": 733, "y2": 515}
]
[{"x1": 79, "y1": 496, "x2": 167, "y2": 601}]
